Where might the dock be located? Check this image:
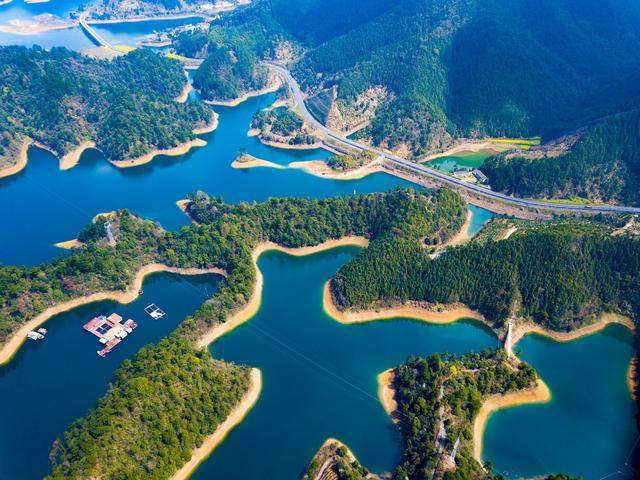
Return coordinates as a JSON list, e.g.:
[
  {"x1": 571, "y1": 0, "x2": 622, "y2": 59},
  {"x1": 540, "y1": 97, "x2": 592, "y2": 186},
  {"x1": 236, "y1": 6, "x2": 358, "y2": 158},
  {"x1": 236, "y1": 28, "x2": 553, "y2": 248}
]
[{"x1": 83, "y1": 313, "x2": 137, "y2": 357}]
